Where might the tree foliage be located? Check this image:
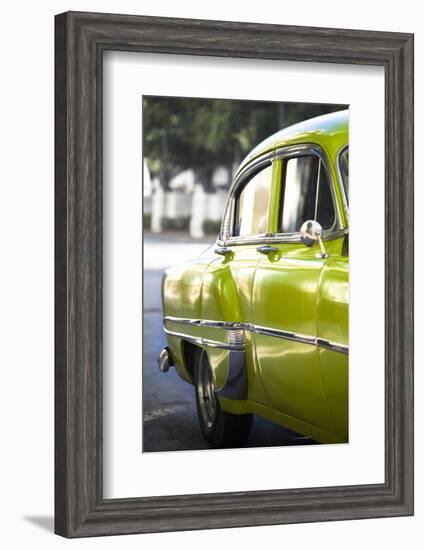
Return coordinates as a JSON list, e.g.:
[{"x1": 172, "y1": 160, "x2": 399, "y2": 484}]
[{"x1": 143, "y1": 96, "x2": 346, "y2": 187}]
